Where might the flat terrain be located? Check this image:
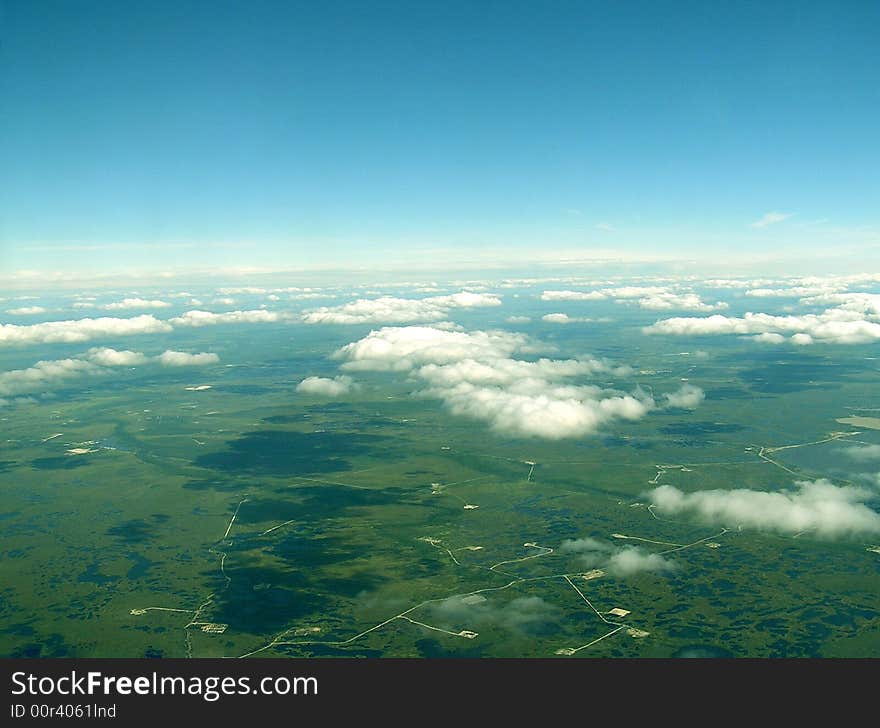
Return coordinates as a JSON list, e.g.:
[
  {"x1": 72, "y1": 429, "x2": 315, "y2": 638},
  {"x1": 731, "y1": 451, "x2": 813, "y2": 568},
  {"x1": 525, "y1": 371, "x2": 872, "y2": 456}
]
[{"x1": 1, "y1": 288, "x2": 878, "y2": 658}]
